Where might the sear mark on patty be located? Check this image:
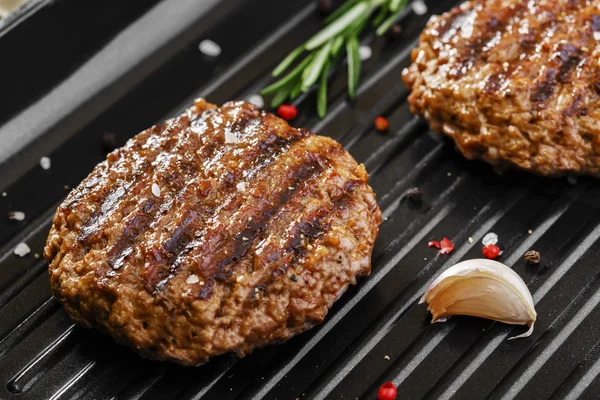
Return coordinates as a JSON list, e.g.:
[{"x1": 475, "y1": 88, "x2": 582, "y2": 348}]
[
  {"x1": 213, "y1": 156, "x2": 325, "y2": 282},
  {"x1": 556, "y1": 43, "x2": 584, "y2": 84},
  {"x1": 450, "y1": 4, "x2": 524, "y2": 78},
  {"x1": 531, "y1": 68, "x2": 558, "y2": 106},
  {"x1": 107, "y1": 199, "x2": 157, "y2": 269},
  {"x1": 245, "y1": 176, "x2": 365, "y2": 308},
  {"x1": 105, "y1": 103, "x2": 308, "y2": 287},
  {"x1": 143, "y1": 133, "x2": 312, "y2": 293}
]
